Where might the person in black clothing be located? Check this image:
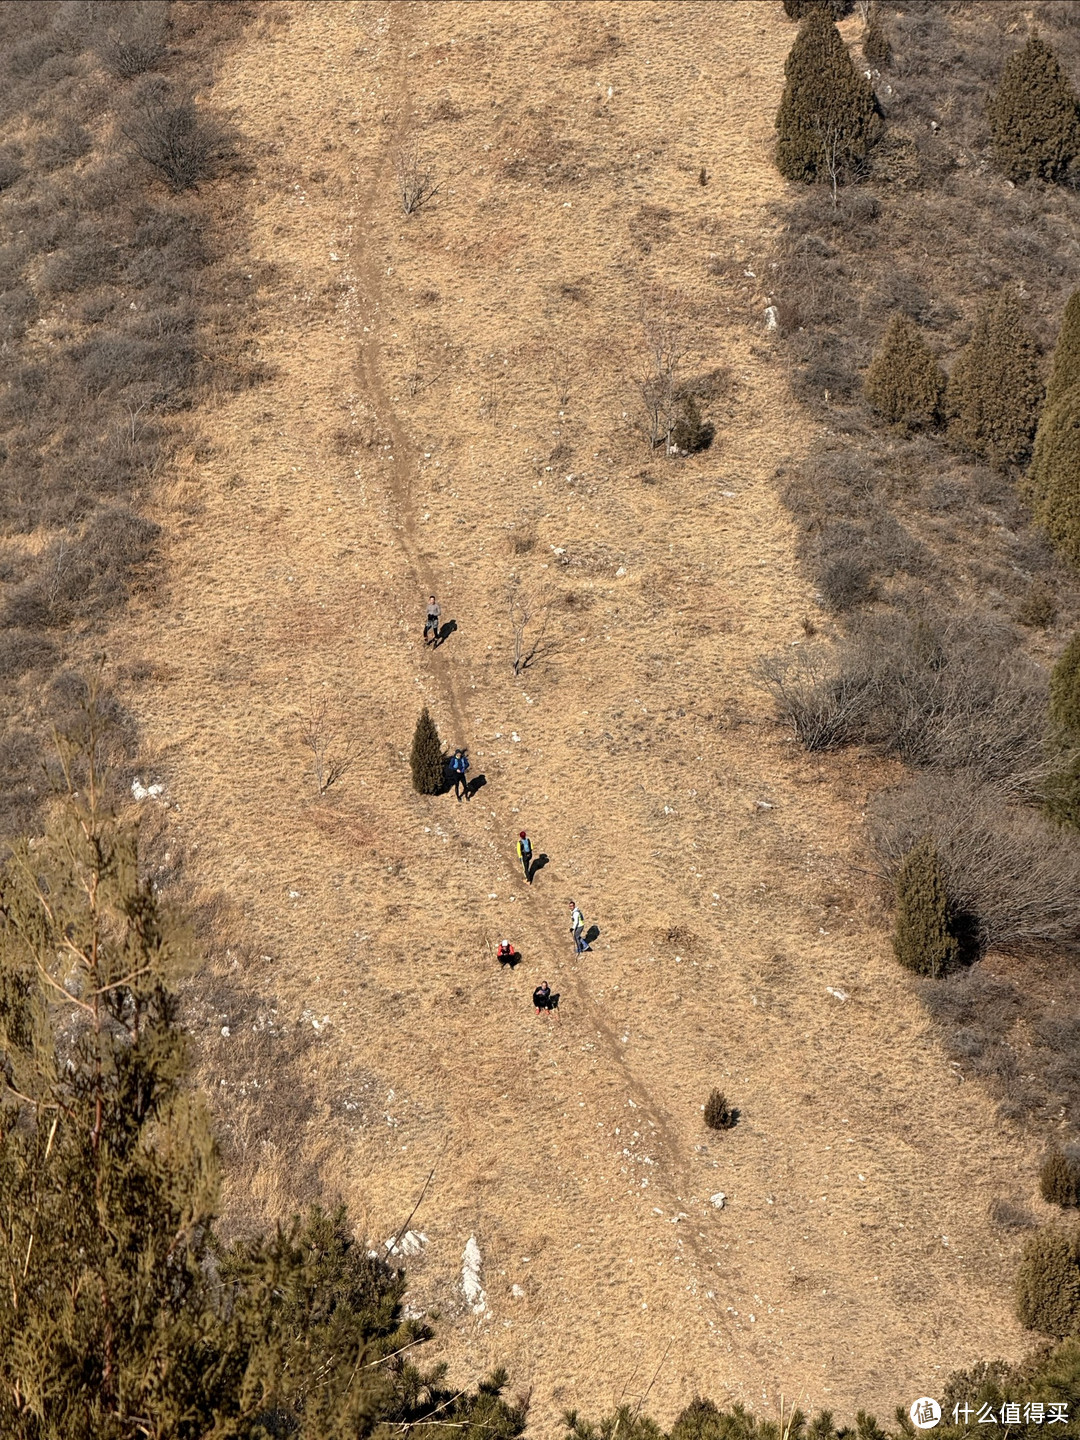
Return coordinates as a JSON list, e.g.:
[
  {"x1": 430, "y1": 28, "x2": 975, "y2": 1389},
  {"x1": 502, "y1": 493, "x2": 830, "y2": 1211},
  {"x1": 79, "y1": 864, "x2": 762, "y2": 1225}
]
[
  {"x1": 516, "y1": 830, "x2": 533, "y2": 883},
  {"x1": 533, "y1": 981, "x2": 551, "y2": 1015},
  {"x1": 450, "y1": 748, "x2": 470, "y2": 801}
]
